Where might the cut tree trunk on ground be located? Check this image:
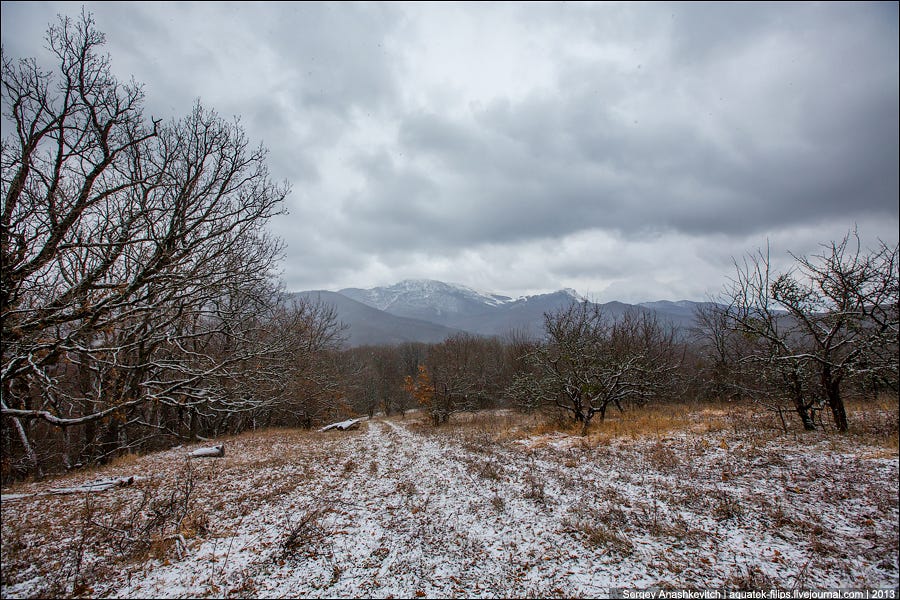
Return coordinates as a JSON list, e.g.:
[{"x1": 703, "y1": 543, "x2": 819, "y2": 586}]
[
  {"x1": 319, "y1": 419, "x2": 361, "y2": 432},
  {"x1": 189, "y1": 445, "x2": 225, "y2": 458},
  {"x1": 48, "y1": 476, "x2": 148, "y2": 495}
]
